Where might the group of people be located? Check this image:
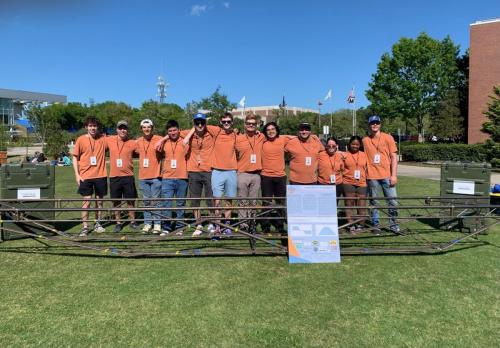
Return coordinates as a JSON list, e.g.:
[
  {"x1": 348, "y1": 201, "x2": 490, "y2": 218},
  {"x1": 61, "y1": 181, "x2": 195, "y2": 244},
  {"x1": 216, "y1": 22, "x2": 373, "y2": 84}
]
[{"x1": 72, "y1": 112, "x2": 400, "y2": 237}]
